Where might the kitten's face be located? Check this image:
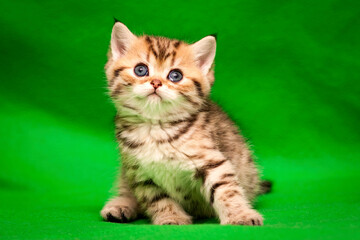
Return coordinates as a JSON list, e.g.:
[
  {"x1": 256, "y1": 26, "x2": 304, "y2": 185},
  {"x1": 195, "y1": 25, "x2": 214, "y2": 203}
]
[{"x1": 105, "y1": 22, "x2": 216, "y2": 121}]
